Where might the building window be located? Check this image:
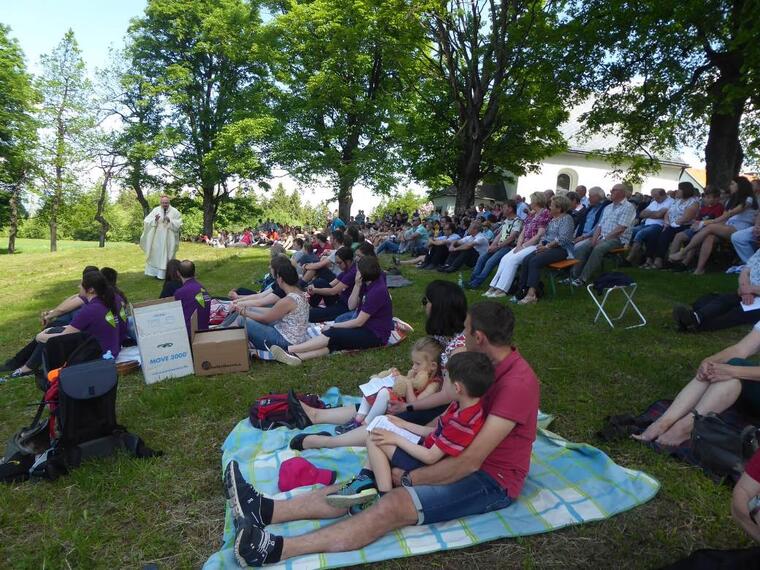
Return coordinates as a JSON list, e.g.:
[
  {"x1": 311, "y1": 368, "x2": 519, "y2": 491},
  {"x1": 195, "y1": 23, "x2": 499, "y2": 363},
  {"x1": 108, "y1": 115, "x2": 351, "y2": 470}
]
[{"x1": 556, "y1": 168, "x2": 578, "y2": 192}]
